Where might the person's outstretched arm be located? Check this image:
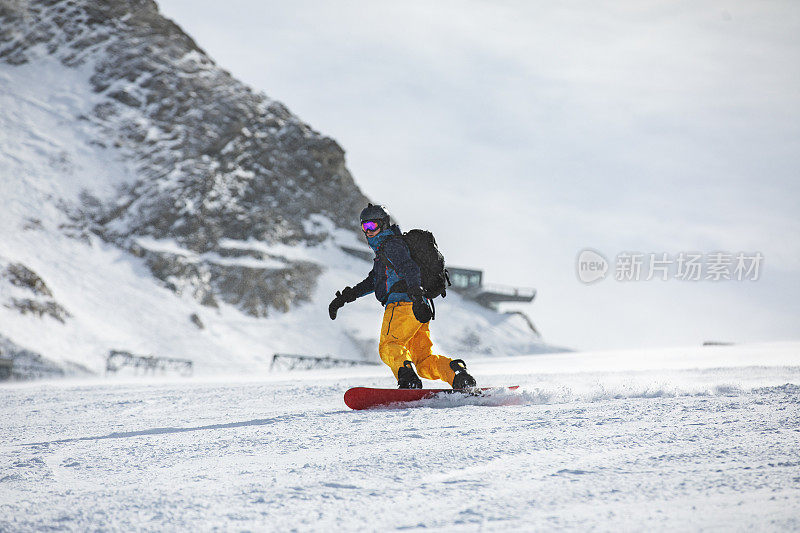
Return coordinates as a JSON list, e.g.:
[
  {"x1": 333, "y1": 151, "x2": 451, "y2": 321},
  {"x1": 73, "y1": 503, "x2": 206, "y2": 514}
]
[{"x1": 329, "y1": 269, "x2": 375, "y2": 320}]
